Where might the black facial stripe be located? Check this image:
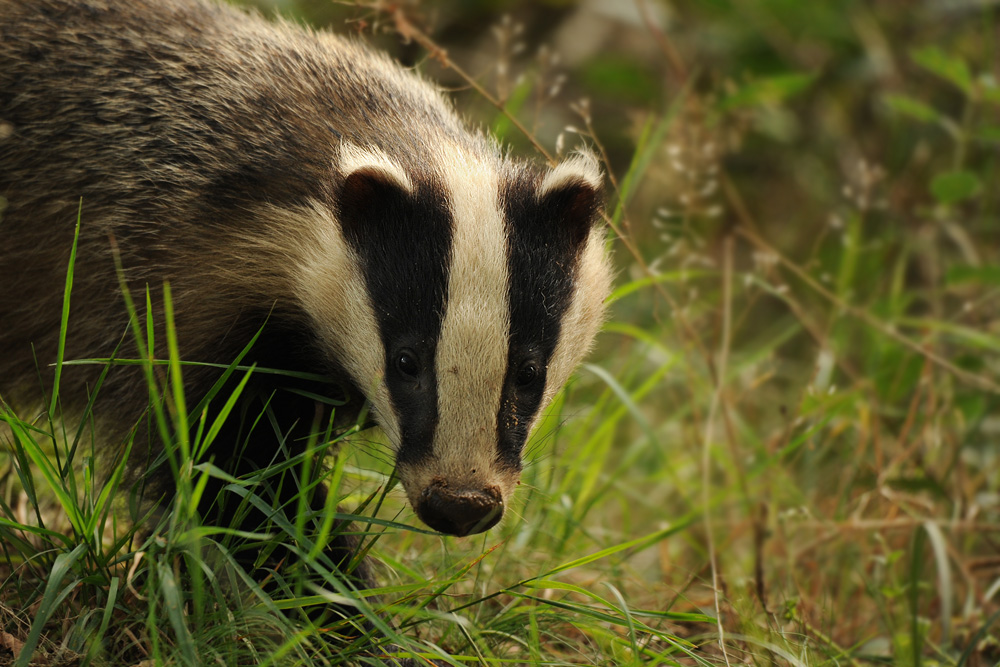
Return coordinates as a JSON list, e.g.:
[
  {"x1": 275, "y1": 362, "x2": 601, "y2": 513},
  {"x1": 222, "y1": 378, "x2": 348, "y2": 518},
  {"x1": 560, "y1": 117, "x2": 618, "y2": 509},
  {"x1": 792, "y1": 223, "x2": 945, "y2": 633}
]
[
  {"x1": 496, "y1": 173, "x2": 595, "y2": 470},
  {"x1": 337, "y1": 174, "x2": 452, "y2": 466}
]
